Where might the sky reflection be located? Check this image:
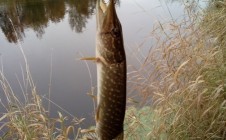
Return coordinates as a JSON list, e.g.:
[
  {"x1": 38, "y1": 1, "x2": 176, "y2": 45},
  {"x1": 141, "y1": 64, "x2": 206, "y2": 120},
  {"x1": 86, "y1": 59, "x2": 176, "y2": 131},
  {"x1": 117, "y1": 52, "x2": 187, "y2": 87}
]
[{"x1": 0, "y1": 0, "x2": 197, "y2": 127}]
